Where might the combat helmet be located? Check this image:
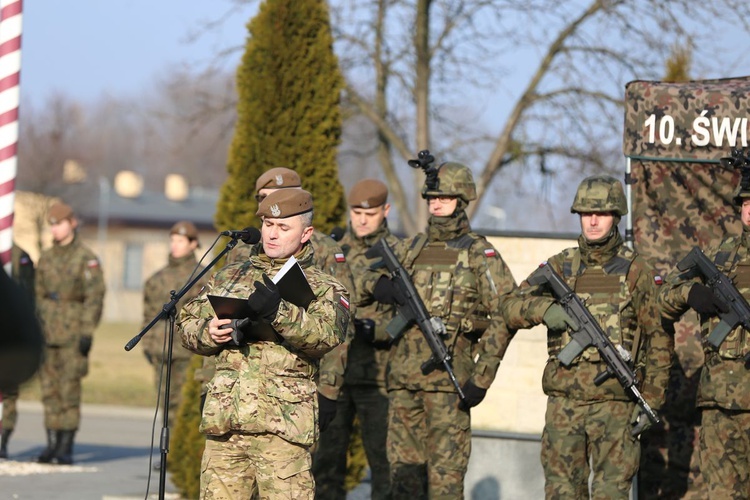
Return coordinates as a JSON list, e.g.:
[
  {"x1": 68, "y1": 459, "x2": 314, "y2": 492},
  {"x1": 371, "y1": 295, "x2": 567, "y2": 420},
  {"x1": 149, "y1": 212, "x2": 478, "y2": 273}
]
[
  {"x1": 570, "y1": 174, "x2": 628, "y2": 216},
  {"x1": 421, "y1": 162, "x2": 477, "y2": 203},
  {"x1": 721, "y1": 149, "x2": 750, "y2": 205}
]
